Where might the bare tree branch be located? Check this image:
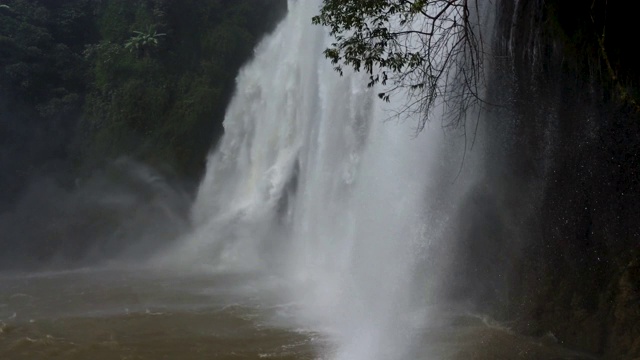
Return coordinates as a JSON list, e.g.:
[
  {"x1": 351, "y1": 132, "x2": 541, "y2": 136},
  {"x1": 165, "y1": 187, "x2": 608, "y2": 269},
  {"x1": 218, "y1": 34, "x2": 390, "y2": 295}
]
[{"x1": 313, "y1": 0, "x2": 487, "y2": 134}]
